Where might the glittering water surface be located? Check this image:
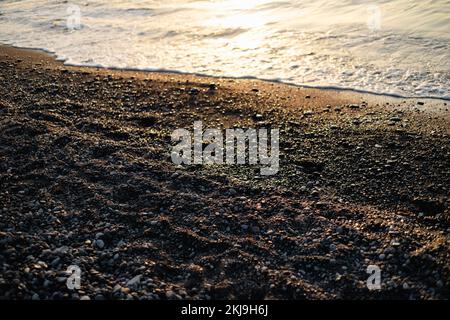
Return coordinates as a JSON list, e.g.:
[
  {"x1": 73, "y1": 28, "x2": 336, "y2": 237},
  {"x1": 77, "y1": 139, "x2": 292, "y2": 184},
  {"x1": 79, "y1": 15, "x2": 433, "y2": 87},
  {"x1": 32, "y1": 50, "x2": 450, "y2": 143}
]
[{"x1": 1, "y1": 0, "x2": 449, "y2": 98}]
